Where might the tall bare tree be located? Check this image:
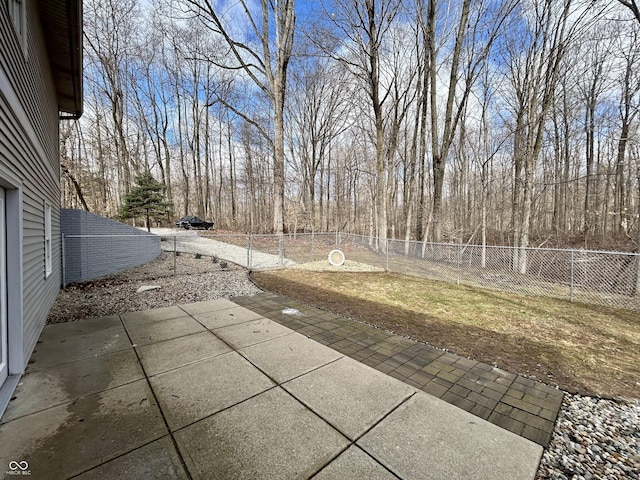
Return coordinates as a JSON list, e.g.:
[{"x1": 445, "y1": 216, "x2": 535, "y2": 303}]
[
  {"x1": 319, "y1": 0, "x2": 403, "y2": 250},
  {"x1": 182, "y1": 0, "x2": 295, "y2": 233},
  {"x1": 506, "y1": 0, "x2": 584, "y2": 273},
  {"x1": 425, "y1": 0, "x2": 516, "y2": 242},
  {"x1": 289, "y1": 61, "x2": 350, "y2": 230},
  {"x1": 84, "y1": 0, "x2": 141, "y2": 200}
]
